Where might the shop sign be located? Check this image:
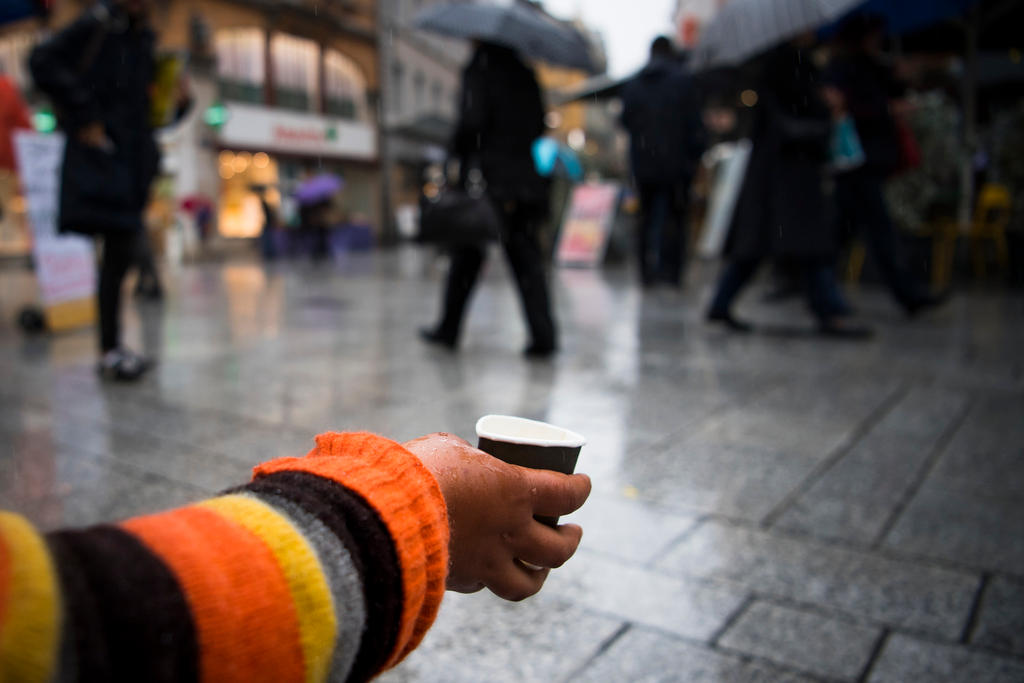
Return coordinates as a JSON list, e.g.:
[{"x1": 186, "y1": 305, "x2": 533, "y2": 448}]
[
  {"x1": 218, "y1": 103, "x2": 376, "y2": 160},
  {"x1": 14, "y1": 131, "x2": 97, "y2": 330},
  {"x1": 556, "y1": 182, "x2": 620, "y2": 268}
]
